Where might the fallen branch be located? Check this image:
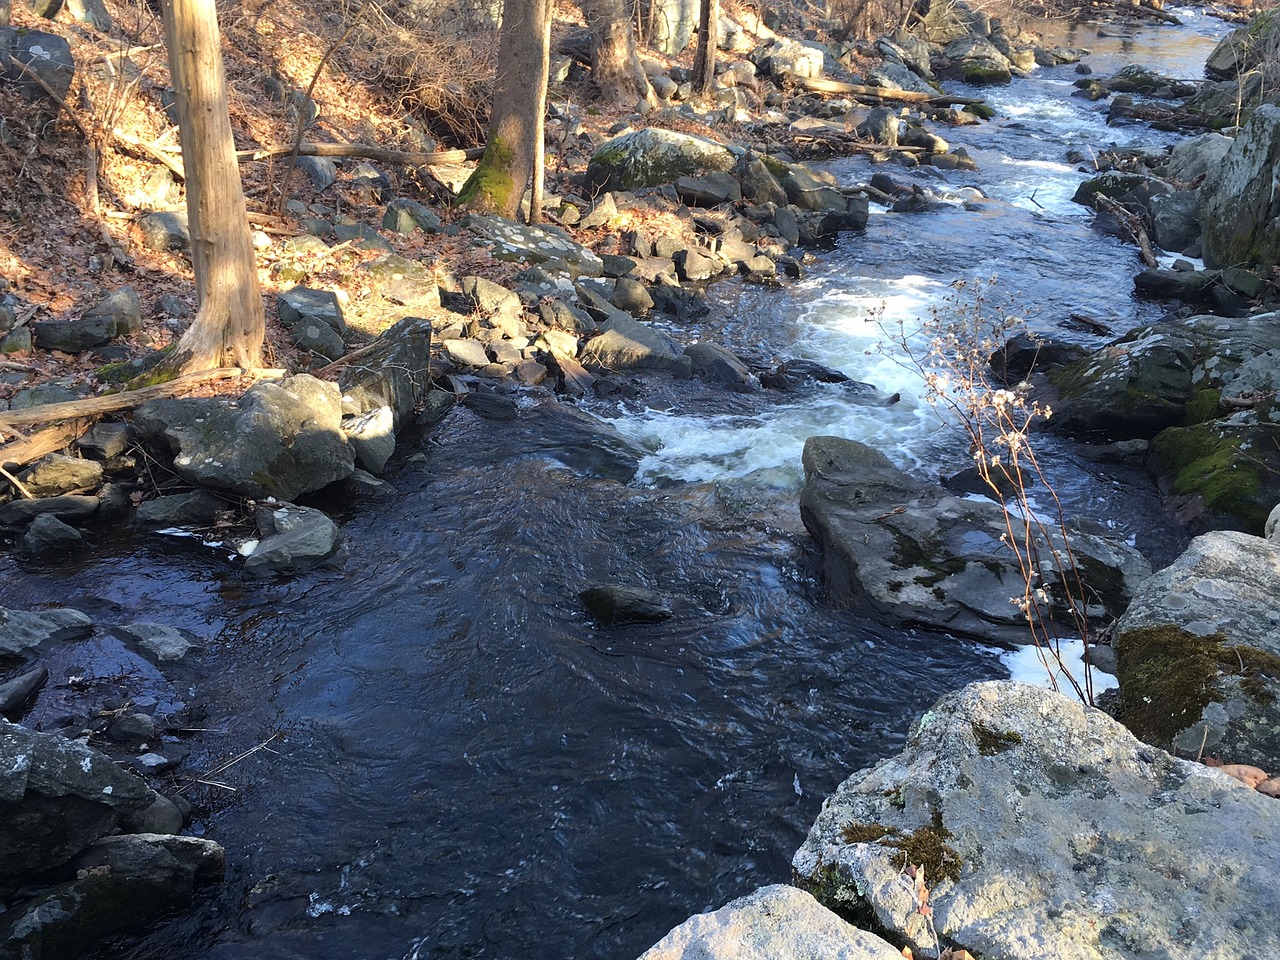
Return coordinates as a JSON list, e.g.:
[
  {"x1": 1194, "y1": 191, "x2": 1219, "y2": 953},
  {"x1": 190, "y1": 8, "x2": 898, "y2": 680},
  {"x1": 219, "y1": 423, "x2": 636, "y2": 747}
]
[
  {"x1": 0, "y1": 464, "x2": 35, "y2": 498},
  {"x1": 790, "y1": 76, "x2": 987, "y2": 107},
  {"x1": 1094, "y1": 195, "x2": 1158, "y2": 268},
  {"x1": 790, "y1": 132, "x2": 926, "y2": 154},
  {"x1": 0, "y1": 367, "x2": 285, "y2": 433},
  {"x1": 112, "y1": 128, "x2": 187, "y2": 179},
  {"x1": 8, "y1": 59, "x2": 94, "y2": 140},
  {"x1": 241, "y1": 141, "x2": 486, "y2": 166},
  {"x1": 0, "y1": 423, "x2": 89, "y2": 469}
]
